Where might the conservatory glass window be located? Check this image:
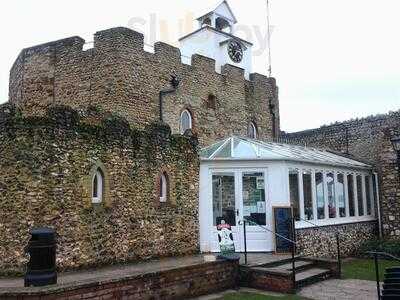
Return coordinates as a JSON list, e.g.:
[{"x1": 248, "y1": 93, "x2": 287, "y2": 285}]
[
  {"x1": 365, "y1": 176, "x2": 372, "y2": 215},
  {"x1": 337, "y1": 174, "x2": 346, "y2": 217},
  {"x1": 347, "y1": 174, "x2": 356, "y2": 217},
  {"x1": 327, "y1": 173, "x2": 336, "y2": 218},
  {"x1": 356, "y1": 175, "x2": 364, "y2": 216},
  {"x1": 315, "y1": 172, "x2": 325, "y2": 219},
  {"x1": 289, "y1": 170, "x2": 300, "y2": 221},
  {"x1": 302, "y1": 171, "x2": 313, "y2": 220}
]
